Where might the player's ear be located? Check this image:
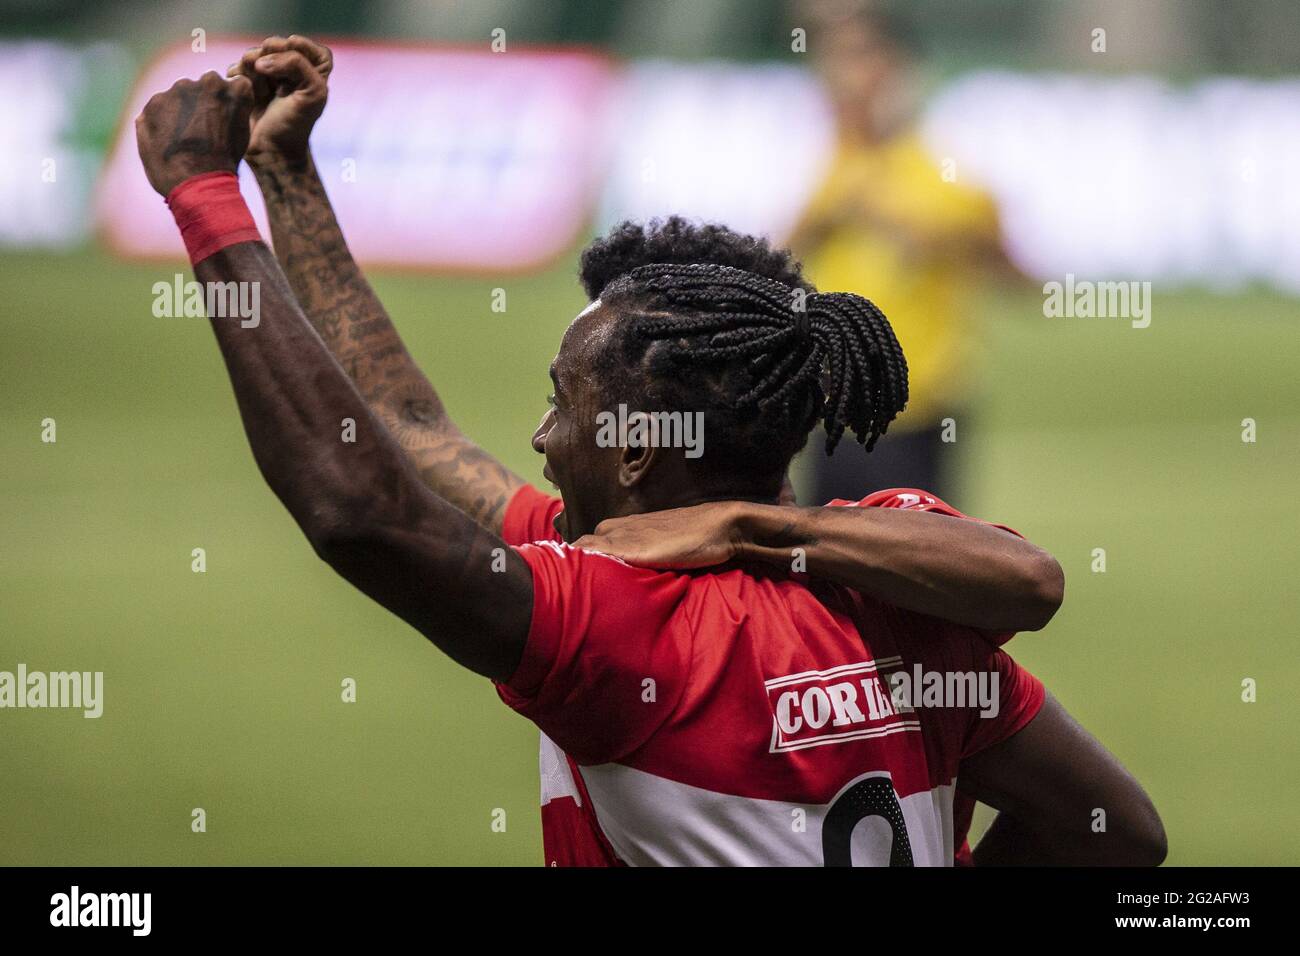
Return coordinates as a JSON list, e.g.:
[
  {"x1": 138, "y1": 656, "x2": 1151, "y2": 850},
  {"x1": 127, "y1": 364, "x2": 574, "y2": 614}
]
[{"x1": 617, "y1": 412, "x2": 661, "y2": 489}]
